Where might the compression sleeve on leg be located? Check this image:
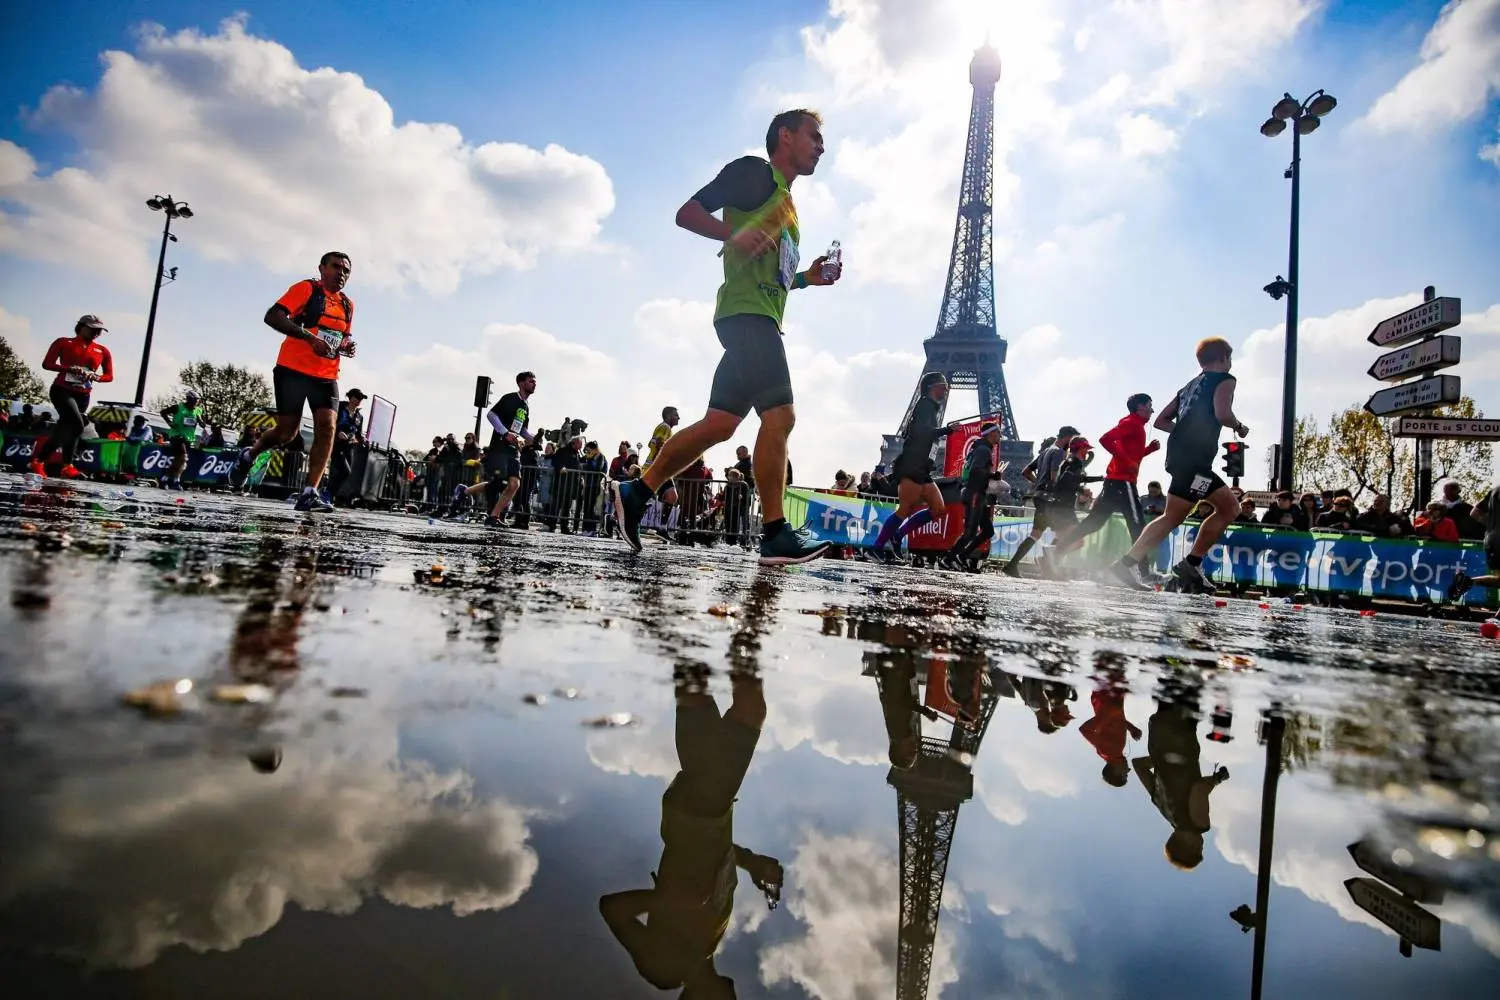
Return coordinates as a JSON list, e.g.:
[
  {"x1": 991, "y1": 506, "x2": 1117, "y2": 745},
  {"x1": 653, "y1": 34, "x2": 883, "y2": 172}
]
[
  {"x1": 872, "y1": 511, "x2": 904, "y2": 550},
  {"x1": 892, "y1": 509, "x2": 934, "y2": 543}
]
